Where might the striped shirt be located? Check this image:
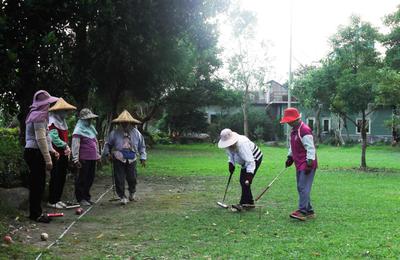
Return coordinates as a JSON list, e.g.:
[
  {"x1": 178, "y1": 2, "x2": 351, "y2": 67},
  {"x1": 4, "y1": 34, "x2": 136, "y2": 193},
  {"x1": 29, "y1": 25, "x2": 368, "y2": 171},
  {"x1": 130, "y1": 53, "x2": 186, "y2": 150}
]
[{"x1": 226, "y1": 135, "x2": 263, "y2": 174}]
